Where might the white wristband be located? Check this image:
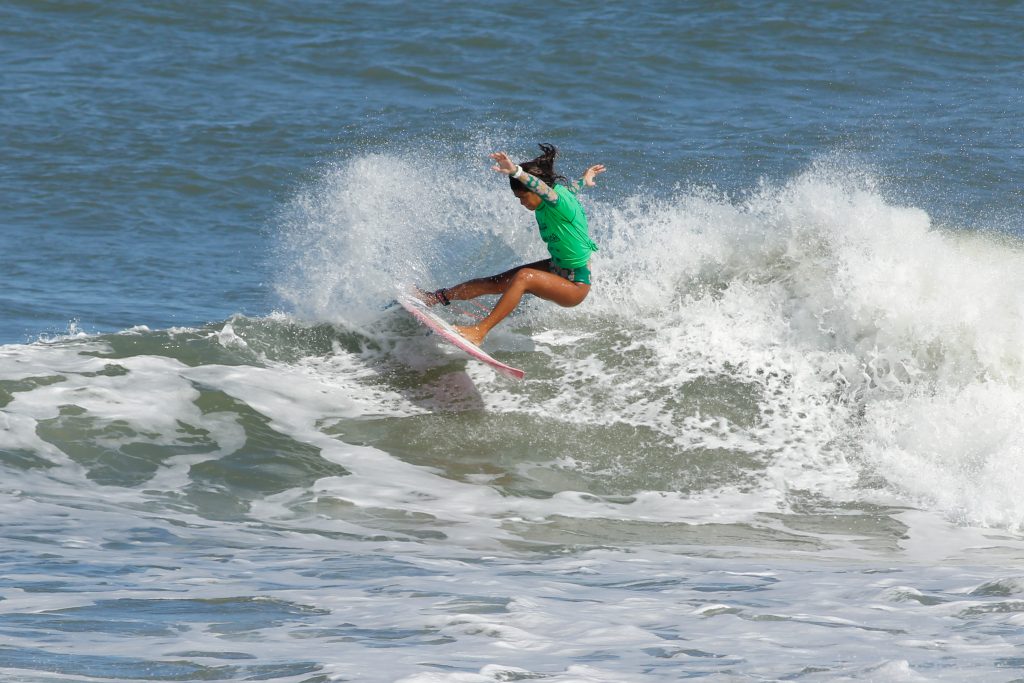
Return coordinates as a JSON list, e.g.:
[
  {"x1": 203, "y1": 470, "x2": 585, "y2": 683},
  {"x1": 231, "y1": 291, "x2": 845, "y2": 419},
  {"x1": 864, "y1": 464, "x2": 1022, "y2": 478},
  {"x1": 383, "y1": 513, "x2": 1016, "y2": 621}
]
[{"x1": 511, "y1": 165, "x2": 524, "y2": 179}]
